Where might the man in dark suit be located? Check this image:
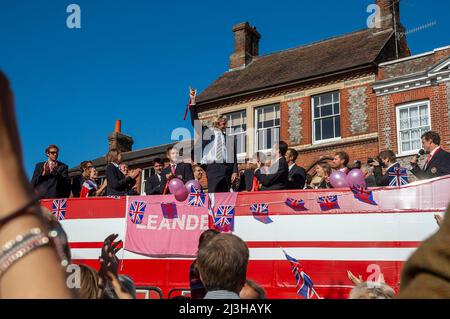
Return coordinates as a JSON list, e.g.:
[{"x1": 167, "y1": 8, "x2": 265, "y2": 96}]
[
  {"x1": 145, "y1": 158, "x2": 163, "y2": 195},
  {"x1": 160, "y1": 146, "x2": 194, "y2": 194},
  {"x1": 254, "y1": 141, "x2": 289, "y2": 191},
  {"x1": 411, "y1": 131, "x2": 450, "y2": 180},
  {"x1": 31, "y1": 144, "x2": 71, "y2": 199},
  {"x1": 201, "y1": 116, "x2": 239, "y2": 193},
  {"x1": 105, "y1": 149, "x2": 141, "y2": 196},
  {"x1": 285, "y1": 148, "x2": 306, "y2": 189}
]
